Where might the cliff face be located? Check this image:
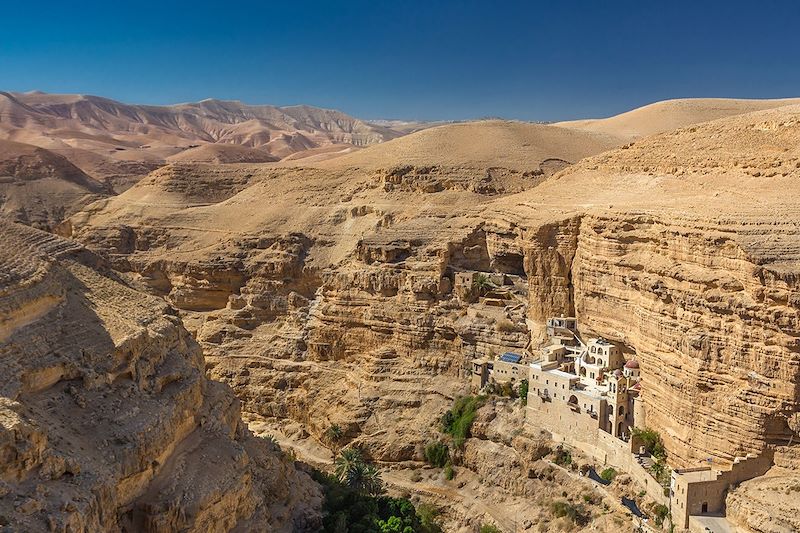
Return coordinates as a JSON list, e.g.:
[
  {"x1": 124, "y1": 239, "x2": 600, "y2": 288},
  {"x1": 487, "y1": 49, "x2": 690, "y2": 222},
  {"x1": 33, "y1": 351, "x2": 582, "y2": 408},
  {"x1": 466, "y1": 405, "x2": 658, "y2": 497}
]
[
  {"x1": 0, "y1": 221, "x2": 321, "y2": 532},
  {"x1": 478, "y1": 211, "x2": 800, "y2": 466}
]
